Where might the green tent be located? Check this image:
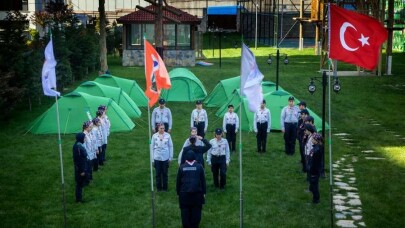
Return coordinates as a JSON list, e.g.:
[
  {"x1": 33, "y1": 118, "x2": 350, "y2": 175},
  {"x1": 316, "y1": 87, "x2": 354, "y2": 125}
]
[
  {"x1": 204, "y1": 77, "x2": 284, "y2": 108},
  {"x1": 160, "y1": 68, "x2": 207, "y2": 102},
  {"x1": 216, "y1": 90, "x2": 328, "y2": 131},
  {"x1": 204, "y1": 76, "x2": 240, "y2": 107},
  {"x1": 28, "y1": 92, "x2": 135, "y2": 134},
  {"x1": 74, "y1": 81, "x2": 141, "y2": 118},
  {"x1": 95, "y1": 74, "x2": 148, "y2": 107}
]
